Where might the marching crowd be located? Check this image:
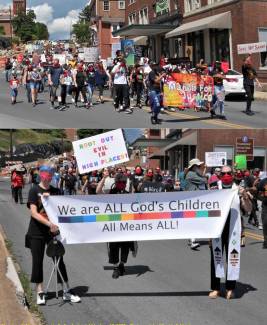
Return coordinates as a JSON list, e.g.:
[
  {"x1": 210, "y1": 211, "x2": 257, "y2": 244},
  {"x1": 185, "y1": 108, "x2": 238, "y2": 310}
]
[
  {"x1": 4, "y1": 50, "x2": 262, "y2": 124},
  {"x1": 9, "y1": 155, "x2": 267, "y2": 305}
]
